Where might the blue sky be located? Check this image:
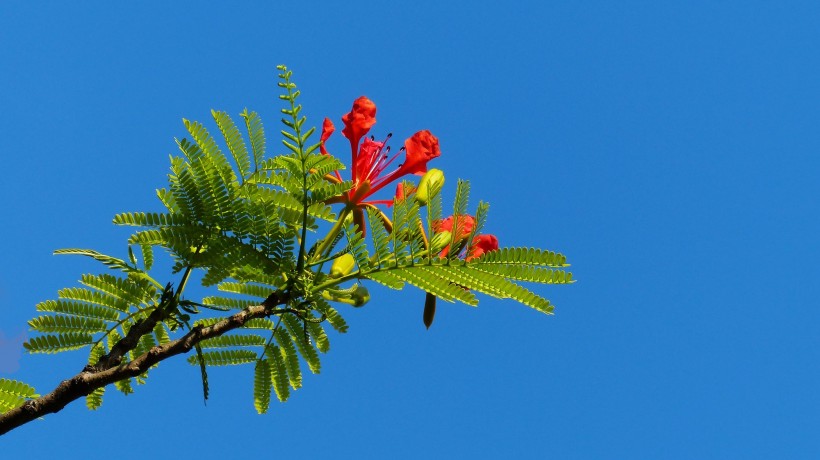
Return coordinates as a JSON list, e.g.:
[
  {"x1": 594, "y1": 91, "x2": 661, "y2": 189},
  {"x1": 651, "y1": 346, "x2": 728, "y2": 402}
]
[{"x1": 2, "y1": 1, "x2": 819, "y2": 458}]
